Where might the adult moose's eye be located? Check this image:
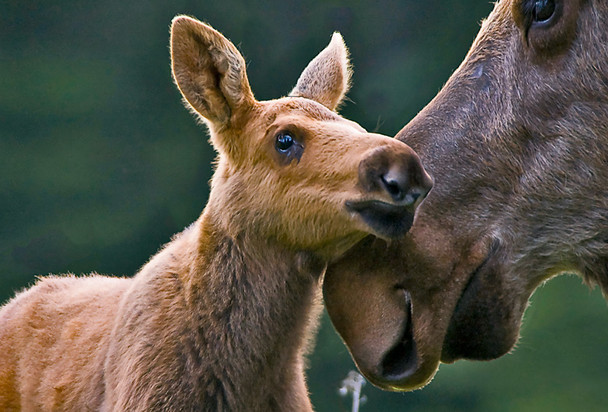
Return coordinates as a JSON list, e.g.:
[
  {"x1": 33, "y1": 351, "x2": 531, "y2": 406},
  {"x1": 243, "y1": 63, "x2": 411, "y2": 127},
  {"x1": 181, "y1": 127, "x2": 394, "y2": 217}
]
[
  {"x1": 533, "y1": 0, "x2": 556, "y2": 22},
  {"x1": 519, "y1": 0, "x2": 562, "y2": 42},
  {"x1": 518, "y1": 0, "x2": 576, "y2": 54}
]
